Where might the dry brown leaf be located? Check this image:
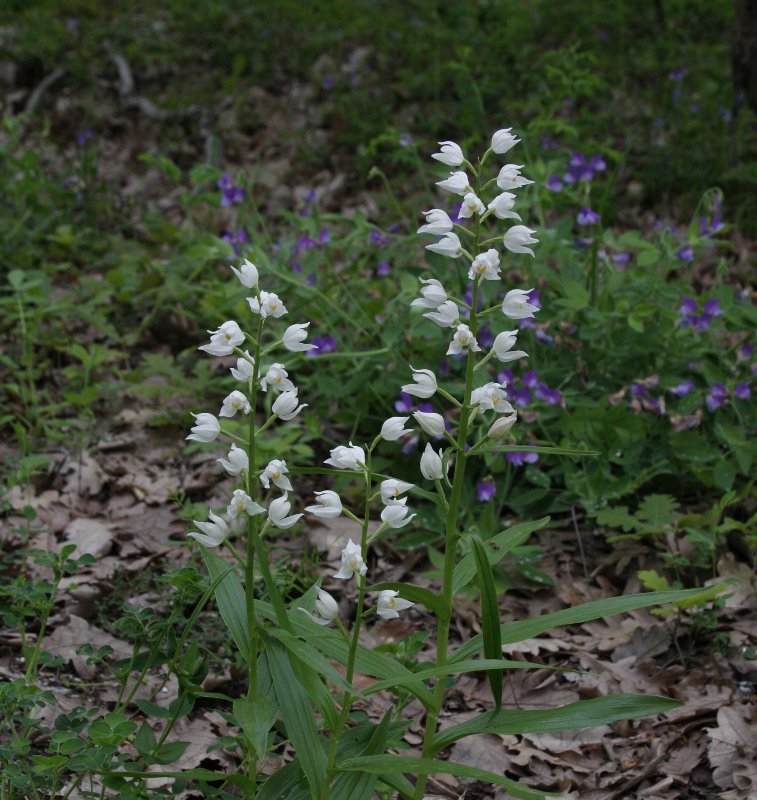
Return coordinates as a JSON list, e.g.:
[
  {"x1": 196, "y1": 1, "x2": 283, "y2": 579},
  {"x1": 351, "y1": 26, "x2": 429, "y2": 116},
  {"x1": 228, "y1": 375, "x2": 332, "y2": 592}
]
[
  {"x1": 63, "y1": 517, "x2": 115, "y2": 559},
  {"x1": 43, "y1": 614, "x2": 132, "y2": 679},
  {"x1": 706, "y1": 704, "x2": 757, "y2": 792}
]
